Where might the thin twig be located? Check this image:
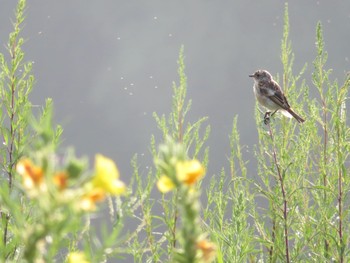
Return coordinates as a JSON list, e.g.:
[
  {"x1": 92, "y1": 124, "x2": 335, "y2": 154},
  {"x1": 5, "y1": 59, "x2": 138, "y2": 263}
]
[
  {"x1": 172, "y1": 190, "x2": 179, "y2": 249},
  {"x1": 269, "y1": 215, "x2": 276, "y2": 262},
  {"x1": 337, "y1": 149, "x2": 343, "y2": 263},
  {"x1": 267, "y1": 121, "x2": 290, "y2": 263},
  {"x1": 336, "y1": 99, "x2": 344, "y2": 263},
  {"x1": 3, "y1": 30, "x2": 18, "y2": 248},
  {"x1": 320, "y1": 84, "x2": 330, "y2": 258}
]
